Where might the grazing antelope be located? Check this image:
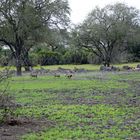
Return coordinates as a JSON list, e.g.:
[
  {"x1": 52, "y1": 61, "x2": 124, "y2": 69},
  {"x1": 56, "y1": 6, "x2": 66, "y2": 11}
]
[{"x1": 30, "y1": 73, "x2": 37, "y2": 78}]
